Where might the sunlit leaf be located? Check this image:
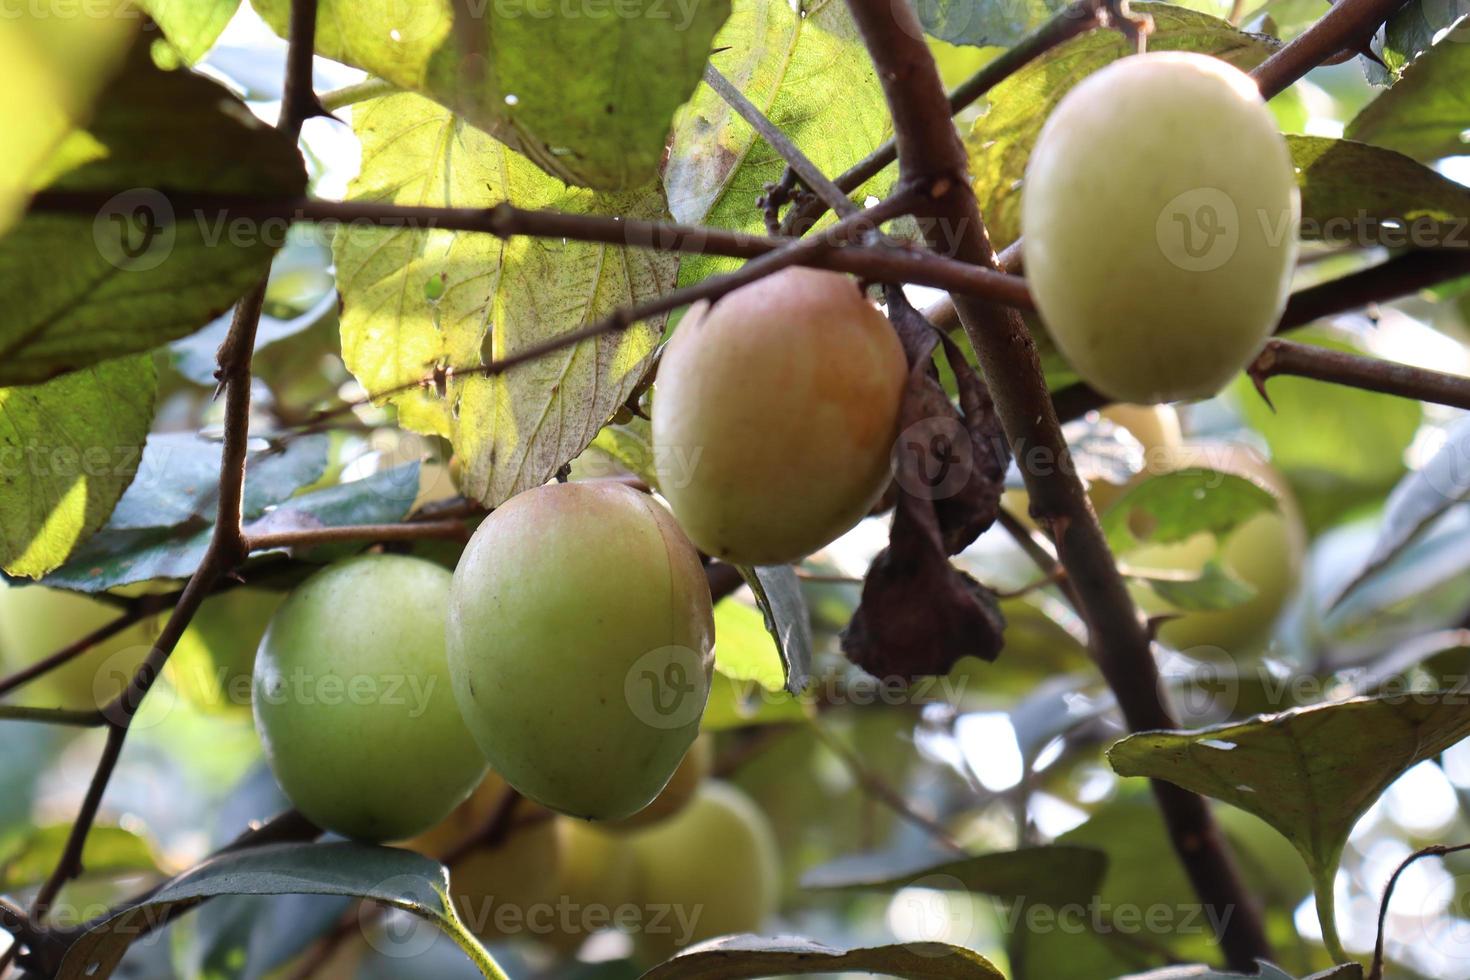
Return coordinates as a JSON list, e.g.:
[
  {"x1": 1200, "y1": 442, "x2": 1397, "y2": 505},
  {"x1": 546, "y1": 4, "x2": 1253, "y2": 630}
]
[
  {"x1": 249, "y1": 0, "x2": 728, "y2": 189},
  {"x1": 0, "y1": 356, "x2": 155, "y2": 578},
  {"x1": 640, "y1": 935, "x2": 1005, "y2": 979},
  {"x1": 335, "y1": 93, "x2": 674, "y2": 507},
  {"x1": 666, "y1": 0, "x2": 894, "y2": 285}
]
